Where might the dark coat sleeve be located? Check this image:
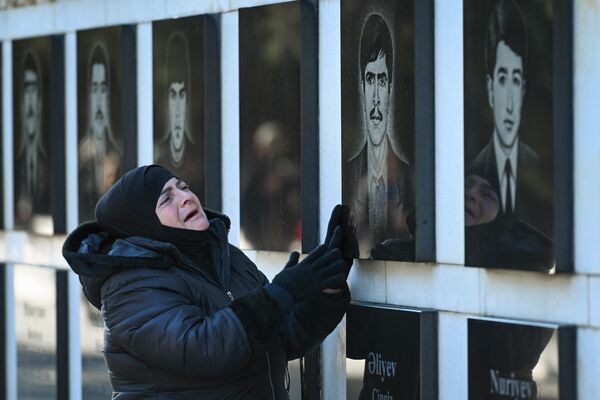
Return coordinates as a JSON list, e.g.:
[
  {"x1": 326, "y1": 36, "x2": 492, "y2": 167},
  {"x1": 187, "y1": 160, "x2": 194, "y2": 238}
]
[
  {"x1": 226, "y1": 248, "x2": 350, "y2": 359},
  {"x1": 284, "y1": 286, "x2": 350, "y2": 359},
  {"x1": 102, "y1": 268, "x2": 252, "y2": 380}
]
